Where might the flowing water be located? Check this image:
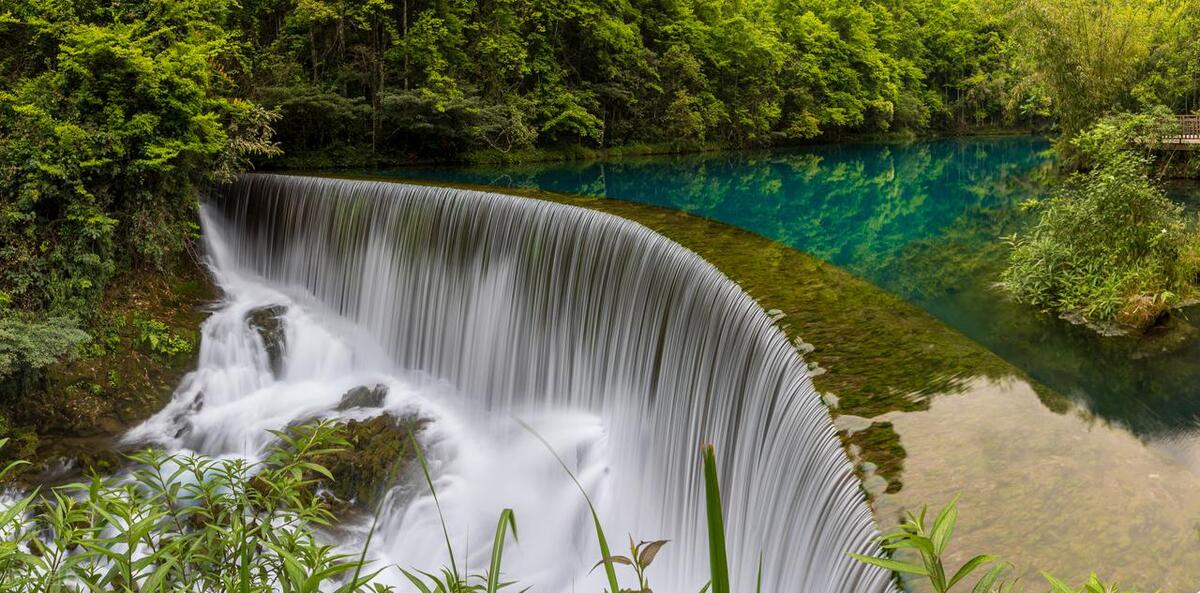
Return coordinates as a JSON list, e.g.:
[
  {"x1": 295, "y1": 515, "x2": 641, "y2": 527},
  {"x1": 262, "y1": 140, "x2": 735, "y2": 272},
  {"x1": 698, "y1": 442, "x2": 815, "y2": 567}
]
[
  {"x1": 364, "y1": 137, "x2": 1200, "y2": 589},
  {"x1": 127, "y1": 175, "x2": 893, "y2": 592}
]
